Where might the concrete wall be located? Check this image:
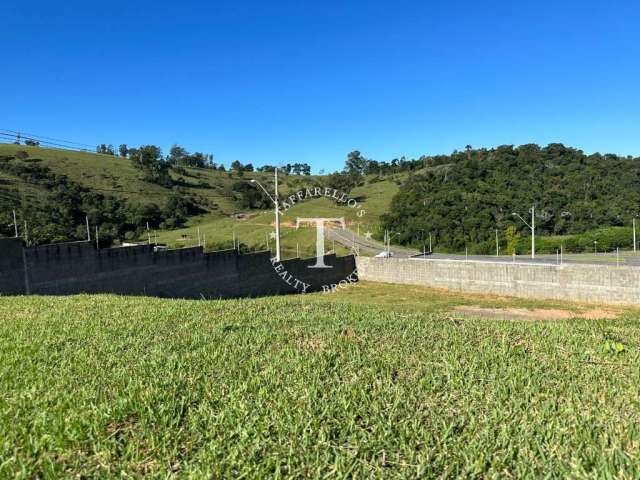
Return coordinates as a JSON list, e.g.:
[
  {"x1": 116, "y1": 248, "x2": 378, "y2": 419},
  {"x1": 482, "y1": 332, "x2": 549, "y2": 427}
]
[
  {"x1": 0, "y1": 238, "x2": 356, "y2": 299},
  {"x1": 356, "y1": 257, "x2": 640, "y2": 305}
]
